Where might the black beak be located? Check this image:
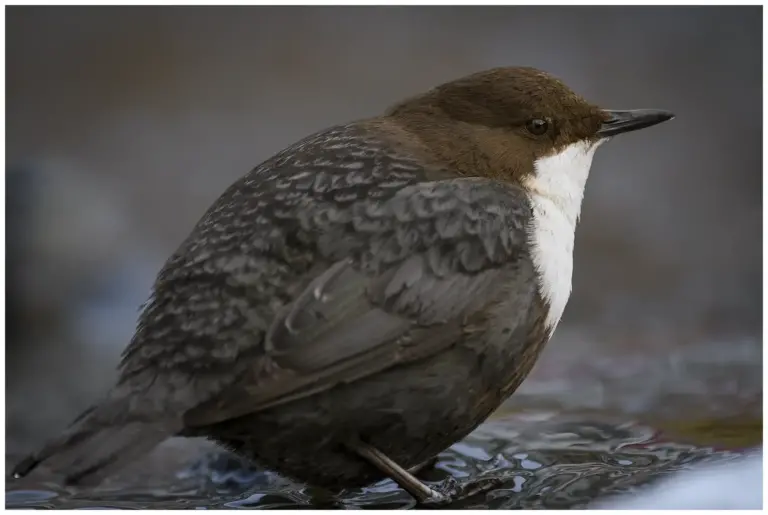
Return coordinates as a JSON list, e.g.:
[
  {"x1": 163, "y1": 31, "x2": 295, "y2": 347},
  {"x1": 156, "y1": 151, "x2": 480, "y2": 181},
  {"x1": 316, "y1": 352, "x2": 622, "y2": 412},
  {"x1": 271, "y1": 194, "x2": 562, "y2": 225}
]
[{"x1": 598, "y1": 109, "x2": 675, "y2": 137}]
